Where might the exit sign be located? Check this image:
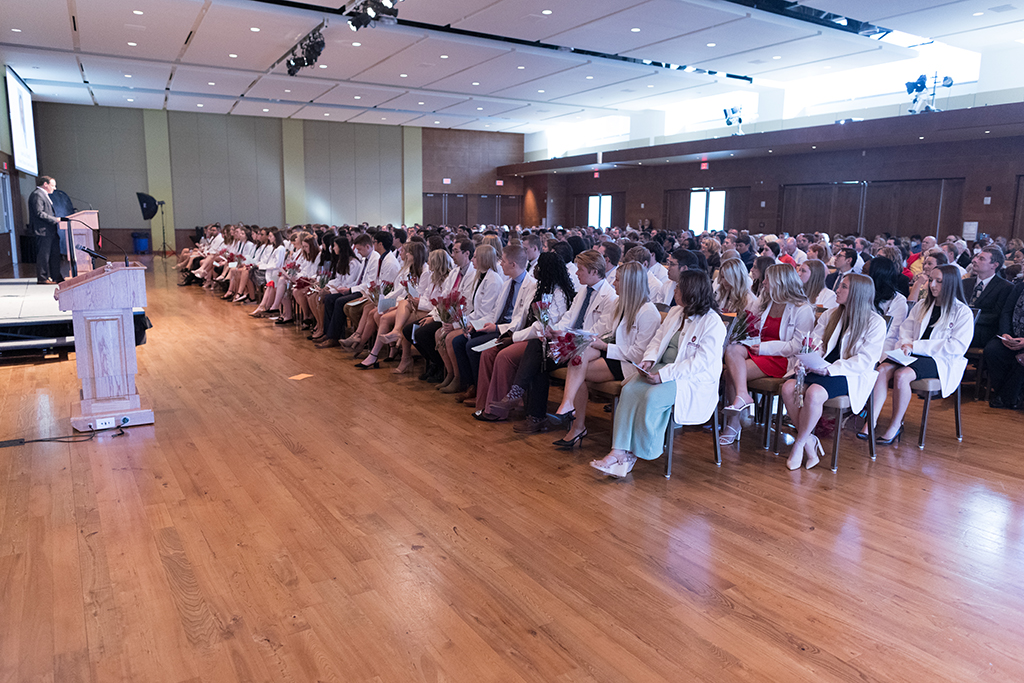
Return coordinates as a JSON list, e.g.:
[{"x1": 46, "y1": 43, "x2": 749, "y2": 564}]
[
  {"x1": 496, "y1": 179, "x2": 504, "y2": 186},
  {"x1": 442, "y1": 178, "x2": 451, "y2": 185},
  {"x1": 700, "y1": 162, "x2": 709, "y2": 170}
]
